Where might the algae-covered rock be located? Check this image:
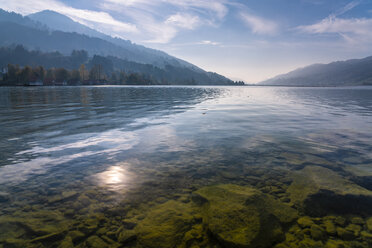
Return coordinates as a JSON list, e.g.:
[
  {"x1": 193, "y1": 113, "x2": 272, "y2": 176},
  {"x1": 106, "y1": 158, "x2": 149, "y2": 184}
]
[
  {"x1": 337, "y1": 227, "x2": 355, "y2": 240},
  {"x1": 297, "y1": 217, "x2": 314, "y2": 228},
  {"x1": 287, "y1": 166, "x2": 372, "y2": 216},
  {"x1": 117, "y1": 229, "x2": 136, "y2": 244},
  {"x1": 57, "y1": 236, "x2": 73, "y2": 248},
  {"x1": 325, "y1": 239, "x2": 348, "y2": 248},
  {"x1": 351, "y1": 217, "x2": 364, "y2": 225},
  {"x1": 298, "y1": 238, "x2": 323, "y2": 248},
  {"x1": 345, "y1": 224, "x2": 361, "y2": 237},
  {"x1": 193, "y1": 184, "x2": 298, "y2": 248},
  {"x1": 1, "y1": 238, "x2": 26, "y2": 248},
  {"x1": 30, "y1": 231, "x2": 66, "y2": 243},
  {"x1": 135, "y1": 200, "x2": 199, "y2": 248},
  {"x1": 310, "y1": 224, "x2": 327, "y2": 241},
  {"x1": 323, "y1": 220, "x2": 337, "y2": 235},
  {"x1": 366, "y1": 217, "x2": 372, "y2": 232},
  {"x1": 67, "y1": 230, "x2": 85, "y2": 243},
  {"x1": 86, "y1": 235, "x2": 109, "y2": 248},
  {"x1": 361, "y1": 231, "x2": 372, "y2": 239},
  {"x1": 334, "y1": 216, "x2": 347, "y2": 227}
]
